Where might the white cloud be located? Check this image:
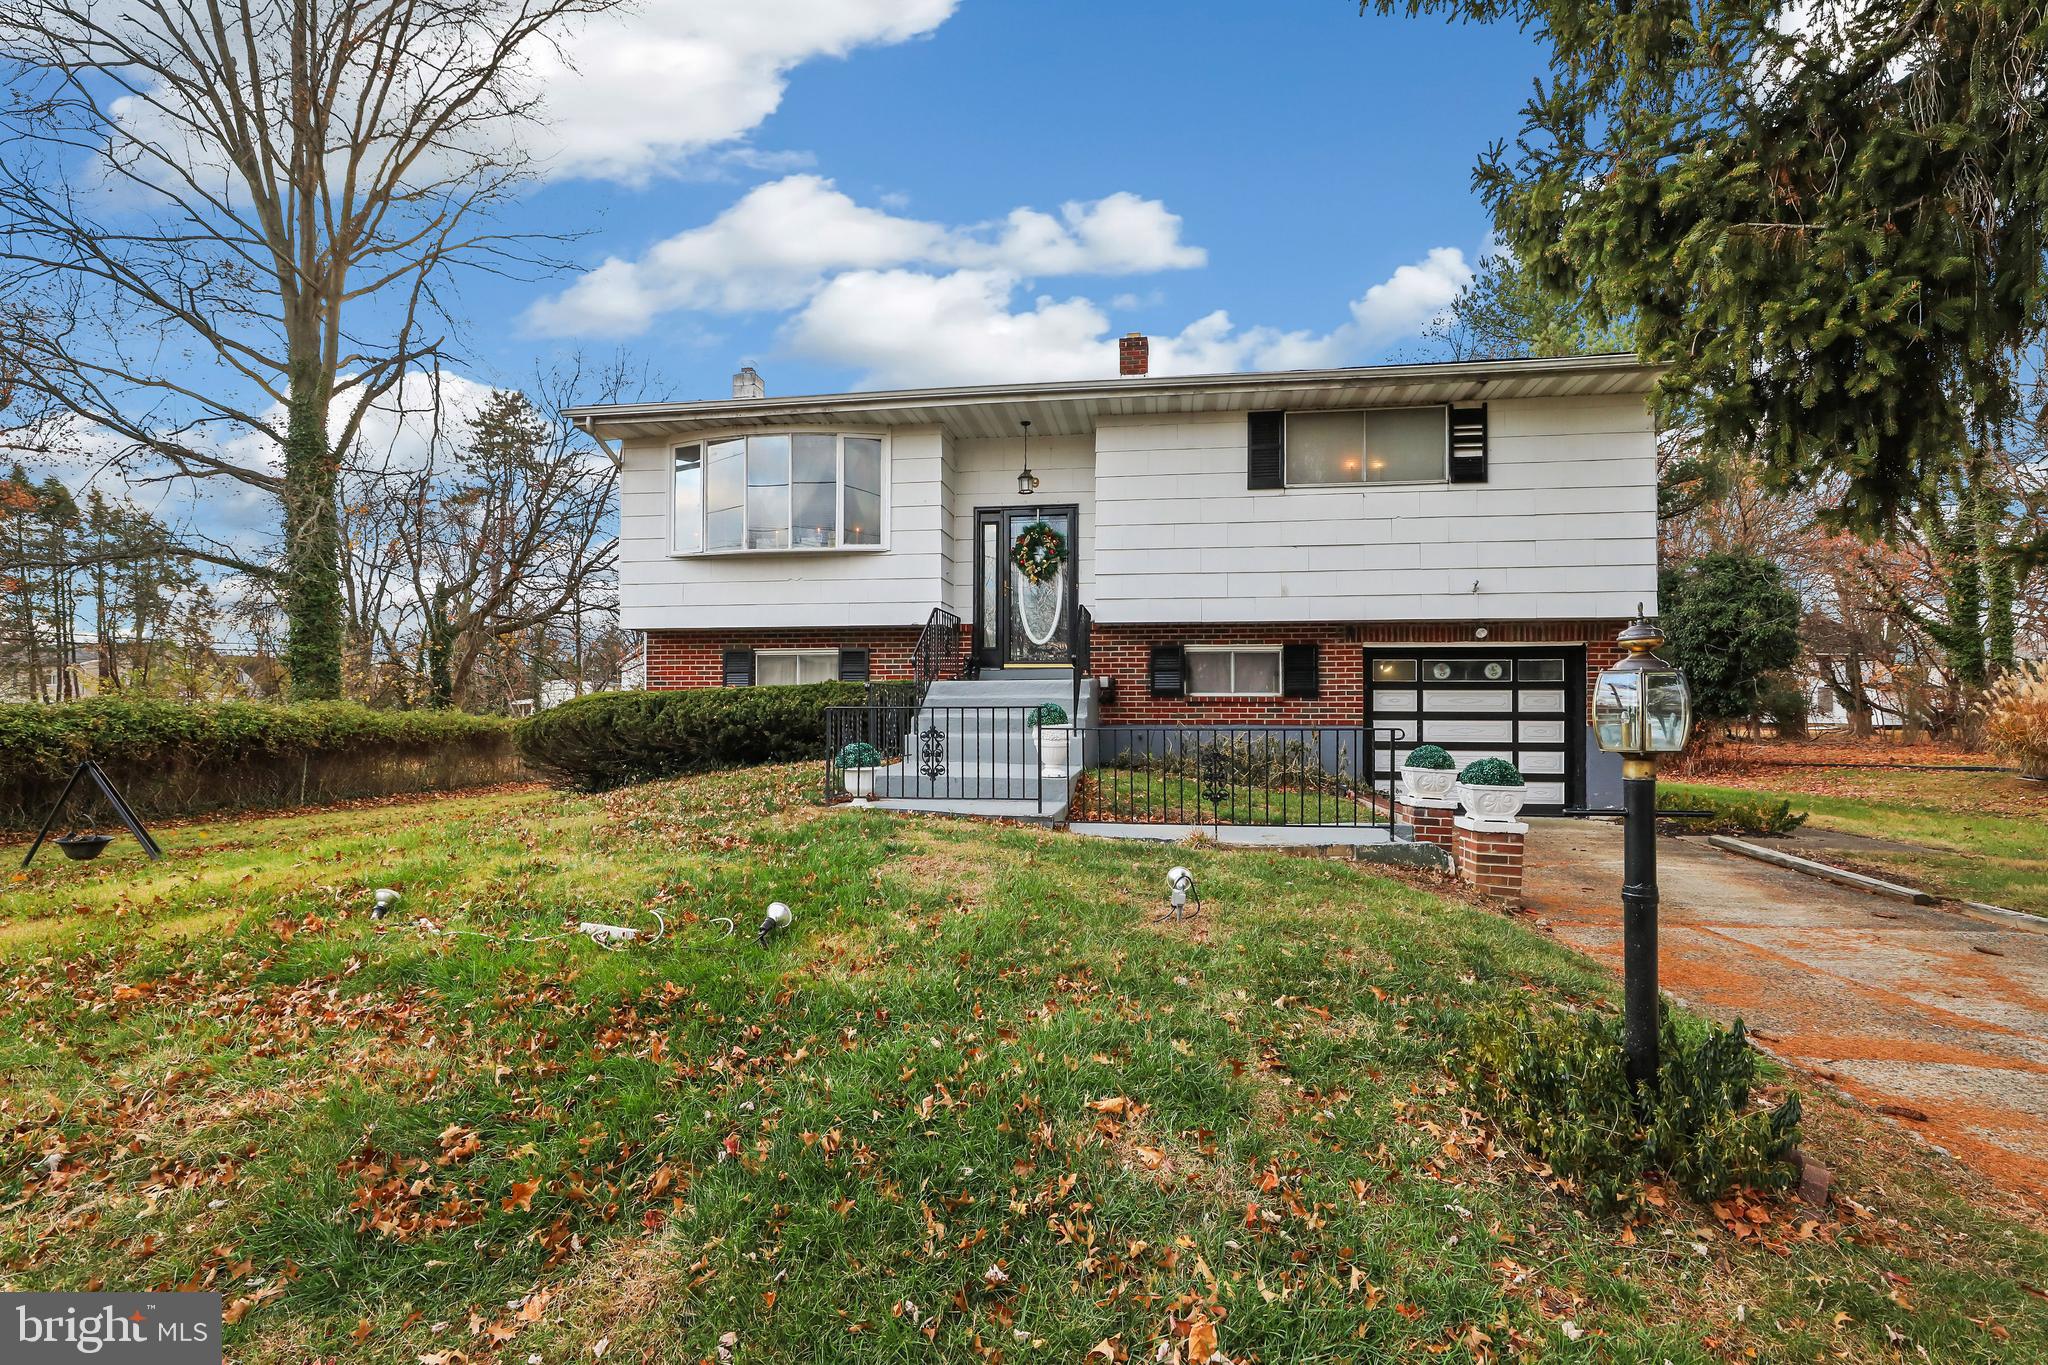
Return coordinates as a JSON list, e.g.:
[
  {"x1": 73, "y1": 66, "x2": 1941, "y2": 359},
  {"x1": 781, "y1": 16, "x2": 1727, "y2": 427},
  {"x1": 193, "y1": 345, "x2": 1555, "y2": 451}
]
[
  {"x1": 1347, "y1": 246, "x2": 1472, "y2": 342},
  {"x1": 531, "y1": 0, "x2": 961, "y2": 184},
  {"x1": 525, "y1": 176, "x2": 1207, "y2": 338},
  {"x1": 784, "y1": 247, "x2": 1475, "y2": 389}
]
